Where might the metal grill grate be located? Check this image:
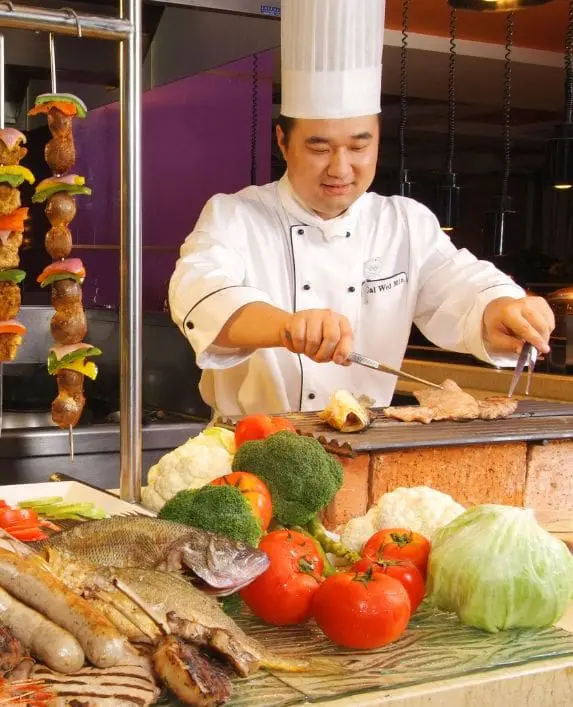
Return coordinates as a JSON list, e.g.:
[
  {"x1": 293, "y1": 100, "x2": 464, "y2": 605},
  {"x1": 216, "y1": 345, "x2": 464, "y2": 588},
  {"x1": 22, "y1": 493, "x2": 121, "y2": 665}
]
[{"x1": 283, "y1": 400, "x2": 573, "y2": 452}]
